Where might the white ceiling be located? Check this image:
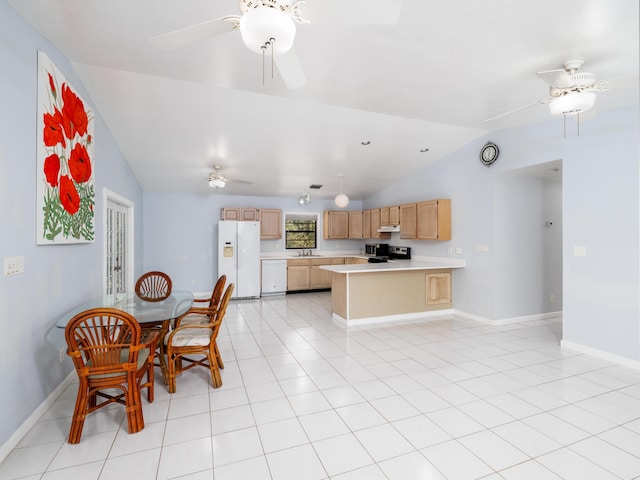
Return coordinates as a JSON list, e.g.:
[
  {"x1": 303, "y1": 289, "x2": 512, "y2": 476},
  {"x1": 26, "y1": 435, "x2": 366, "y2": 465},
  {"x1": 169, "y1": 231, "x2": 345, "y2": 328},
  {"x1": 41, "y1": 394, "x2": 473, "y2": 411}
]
[{"x1": 8, "y1": 0, "x2": 639, "y2": 201}]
